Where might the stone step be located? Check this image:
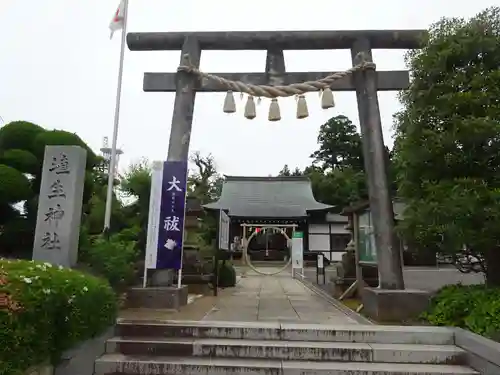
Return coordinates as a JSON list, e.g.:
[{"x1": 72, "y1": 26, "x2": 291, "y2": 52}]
[
  {"x1": 106, "y1": 336, "x2": 466, "y2": 364},
  {"x1": 94, "y1": 354, "x2": 479, "y2": 375},
  {"x1": 115, "y1": 319, "x2": 455, "y2": 345}
]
